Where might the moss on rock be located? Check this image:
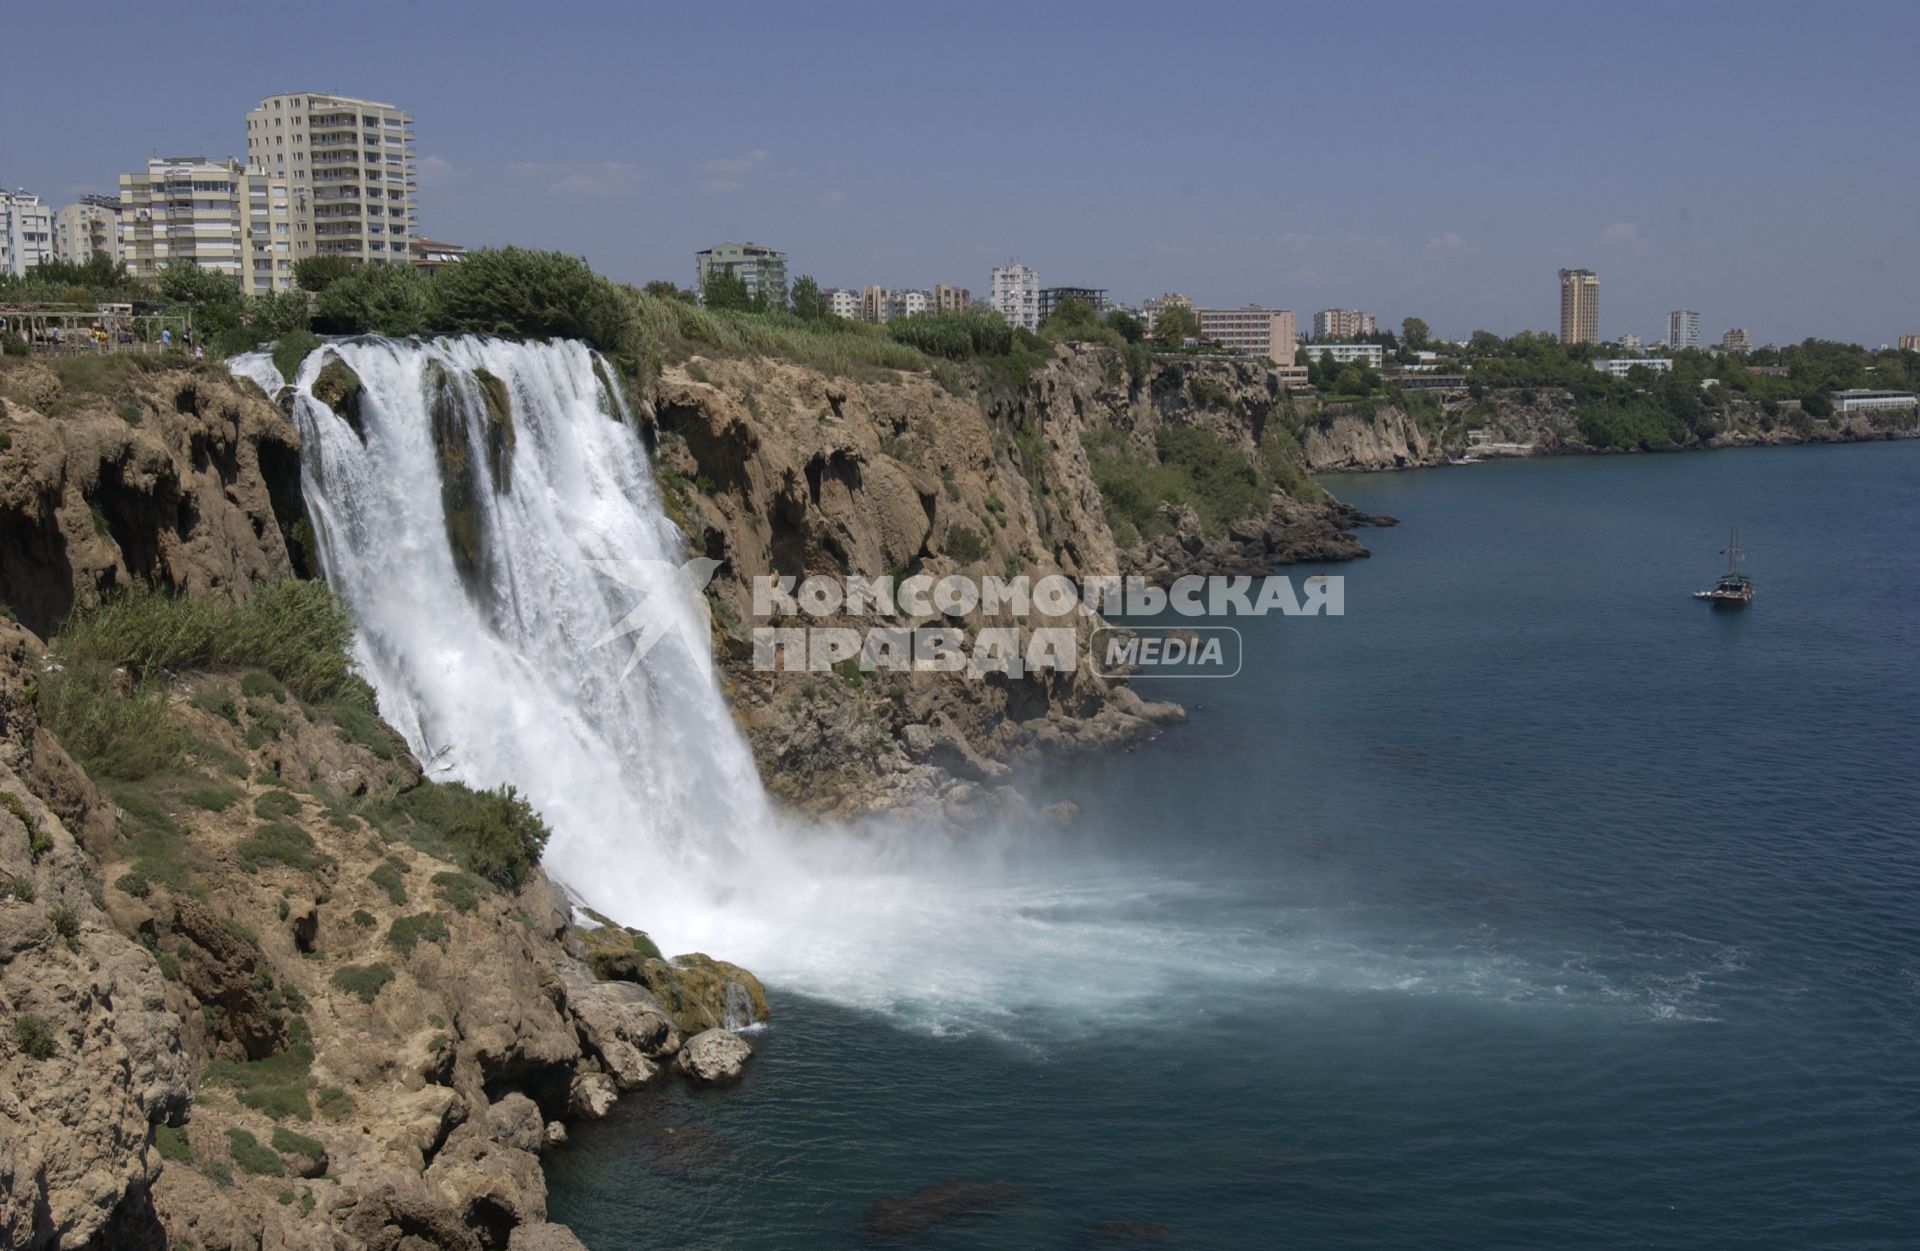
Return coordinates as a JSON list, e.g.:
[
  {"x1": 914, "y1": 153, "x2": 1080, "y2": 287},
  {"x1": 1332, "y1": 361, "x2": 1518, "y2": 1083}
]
[
  {"x1": 472, "y1": 366, "x2": 516, "y2": 494},
  {"x1": 310, "y1": 357, "x2": 364, "y2": 440},
  {"x1": 425, "y1": 360, "x2": 485, "y2": 592}
]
